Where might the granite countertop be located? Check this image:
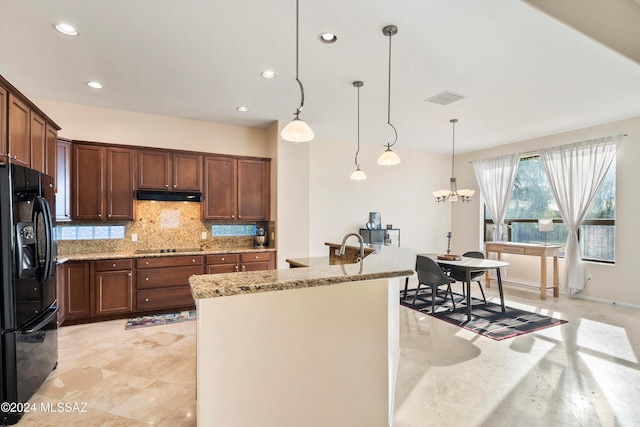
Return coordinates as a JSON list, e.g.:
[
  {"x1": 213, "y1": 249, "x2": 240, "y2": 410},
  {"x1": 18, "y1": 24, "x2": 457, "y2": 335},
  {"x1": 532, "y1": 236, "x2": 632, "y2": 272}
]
[
  {"x1": 57, "y1": 246, "x2": 276, "y2": 263},
  {"x1": 189, "y1": 246, "x2": 416, "y2": 300}
]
